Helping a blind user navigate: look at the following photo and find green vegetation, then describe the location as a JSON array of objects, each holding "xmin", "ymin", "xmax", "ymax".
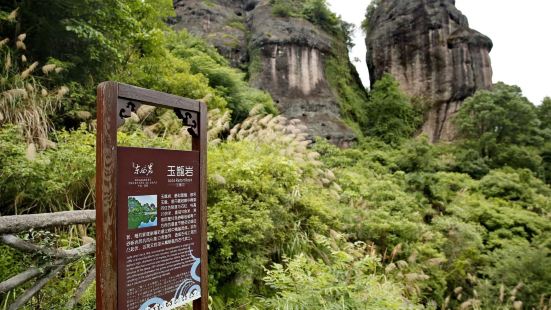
[
  {"xmin": 324, "ymin": 51, "xmax": 370, "ymax": 136},
  {"xmin": 363, "ymin": 74, "xmax": 422, "ymax": 144},
  {"xmin": 454, "ymin": 83, "xmax": 548, "ymax": 179},
  {"xmin": 1, "ymin": 1, "xmax": 551, "ymax": 310},
  {"xmin": 269, "ymin": 0, "xmax": 343, "ymax": 35}
]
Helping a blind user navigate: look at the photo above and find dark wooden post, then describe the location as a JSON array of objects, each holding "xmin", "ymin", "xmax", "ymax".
[
  {"xmin": 96, "ymin": 82, "xmax": 208, "ymax": 310},
  {"xmin": 192, "ymin": 96, "xmax": 209, "ymax": 310},
  {"xmin": 96, "ymin": 82, "xmax": 119, "ymax": 309}
]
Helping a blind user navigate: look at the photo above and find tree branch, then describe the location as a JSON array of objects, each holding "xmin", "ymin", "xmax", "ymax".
[
  {"xmin": 0, "ymin": 266, "xmax": 42, "ymax": 294},
  {"xmin": 0, "ymin": 258, "xmax": 65, "ymax": 294},
  {"xmin": 0, "ymin": 210, "xmax": 95, "ymax": 234},
  {"xmin": 1, "ymin": 234, "xmax": 95, "ymax": 259},
  {"xmin": 8, "ymin": 263, "xmax": 66, "ymax": 310},
  {"xmin": 65, "ymin": 267, "xmax": 96, "ymax": 309}
]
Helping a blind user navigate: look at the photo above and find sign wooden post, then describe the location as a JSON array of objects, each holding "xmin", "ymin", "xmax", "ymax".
[{"xmin": 96, "ymin": 82, "xmax": 208, "ymax": 310}]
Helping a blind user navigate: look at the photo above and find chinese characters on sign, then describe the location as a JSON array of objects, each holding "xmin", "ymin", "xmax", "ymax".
[{"xmin": 117, "ymin": 147, "xmax": 201, "ymax": 310}]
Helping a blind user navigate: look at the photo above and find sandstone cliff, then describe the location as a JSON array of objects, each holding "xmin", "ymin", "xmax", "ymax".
[
  {"xmin": 172, "ymin": 0, "xmax": 361, "ymax": 146},
  {"xmin": 365, "ymin": 0, "xmax": 493, "ymax": 142}
]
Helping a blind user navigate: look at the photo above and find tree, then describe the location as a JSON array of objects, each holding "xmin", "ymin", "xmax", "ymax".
[
  {"xmin": 538, "ymin": 97, "xmax": 551, "ymax": 131},
  {"xmin": 453, "ymin": 83, "xmax": 546, "ymax": 177},
  {"xmin": 455, "ymin": 83, "xmax": 541, "ymax": 155},
  {"xmin": 364, "ymin": 74, "xmax": 421, "ymax": 144},
  {"xmin": 0, "ymin": 0, "xmax": 173, "ymax": 109},
  {"xmin": 302, "ymin": 0, "xmax": 340, "ymax": 34},
  {"xmin": 538, "ymin": 99, "xmax": 551, "ymax": 183}
]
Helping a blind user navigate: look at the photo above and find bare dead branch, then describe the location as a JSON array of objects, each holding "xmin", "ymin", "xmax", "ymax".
[
  {"xmin": 0, "ymin": 267, "xmax": 42, "ymax": 294},
  {"xmin": 65, "ymin": 267, "xmax": 96, "ymax": 309},
  {"xmin": 1, "ymin": 234, "xmax": 95, "ymax": 258},
  {"xmin": 8, "ymin": 263, "xmax": 66, "ymax": 310},
  {"xmin": 0, "ymin": 258, "xmax": 65, "ymax": 294},
  {"xmin": 0, "ymin": 210, "xmax": 95, "ymax": 234}
]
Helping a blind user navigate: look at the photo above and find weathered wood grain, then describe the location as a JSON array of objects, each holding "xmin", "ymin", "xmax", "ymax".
[
  {"xmin": 118, "ymin": 83, "xmax": 200, "ymax": 112},
  {"xmin": 0, "ymin": 210, "xmax": 95, "ymax": 234},
  {"xmin": 96, "ymin": 81, "xmax": 119, "ymax": 310}
]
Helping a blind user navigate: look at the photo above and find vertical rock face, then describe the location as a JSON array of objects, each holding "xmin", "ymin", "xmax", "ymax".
[
  {"xmin": 365, "ymin": 0, "xmax": 493, "ymax": 142},
  {"xmin": 172, "ymin": 0, "xmax": 357, "ymax": 146}
]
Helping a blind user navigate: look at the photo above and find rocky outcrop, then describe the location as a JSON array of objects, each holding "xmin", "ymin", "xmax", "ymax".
[
  {"xmin": 365, "ymin": 0, "xmax": 493, "ymax": 142},
  {"xmin": 172, "ymin": 0, "xmax": 249, "ymax": 68},
  {"xmin": 172, "ymin": 0, "xmax": 357, "ymax": 146}
]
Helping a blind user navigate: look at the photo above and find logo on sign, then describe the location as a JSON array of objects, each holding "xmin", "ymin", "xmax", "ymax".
[{"xmin": 133, "ymin": 162, "xmax": 154, "ymax": 176}]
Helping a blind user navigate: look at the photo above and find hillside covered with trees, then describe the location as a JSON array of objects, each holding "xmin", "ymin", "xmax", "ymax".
[{"xmin": 0, "ymin": 1, "xmax": 550, "ymax": 309}]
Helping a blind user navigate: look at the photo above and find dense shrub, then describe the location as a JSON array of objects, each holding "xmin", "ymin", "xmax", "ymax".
[{"xmin": 363, "ymin": 74, "xmax": 422, "ymax": 144}]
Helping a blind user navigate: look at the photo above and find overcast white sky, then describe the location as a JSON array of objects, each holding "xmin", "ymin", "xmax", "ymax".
[{"xmin": 327, "ymin": 0, "xmax": 551, "ymax": 105}]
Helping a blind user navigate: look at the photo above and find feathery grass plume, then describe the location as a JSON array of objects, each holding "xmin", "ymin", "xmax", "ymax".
[
  {"xmin": 466, "ymin": 273, "xmax": 478, "ymax": 284},
  {"xmin": 0, "ymin": 38, "xmax": 8, "ymax": 47},
  {"xmin": 368, "ymin": 243, "xmax": 377, "ymax": 257},
  {"xmin": 21, "ymin": 54, "xmax": 27, "ymax": 62},
  {"xmin": 427, "ymin": 257, "xmax": 445, "ymax": 266},
  {"xmin": 54, "ymin": 67, "xmax": 63, "ymax": 73},
  {"xmin": 459, "ymin": 299, "xmax": 472, "ymax": 310},
  {"xmin": 499, "ymin": 284, "xmax": 505, "ymax": 303},
  {"xmin": 7, "ymin": 8, "xmax": 19, "ymax": 21},
  {"xmin": 396, "ymin": 260, "xmax": 408, "ymax": 269},
  {"xmin": 136, "ymin": 105, "xmax": 156, "ymax": 120},
  {"xmin": 211, "ymin": 174, "xmax": 226, "ymax": 185},
  {"xmin": 1, "ymin": 51, "xmax": 64, "ymax": 142},
  {"xmin": 513, "ymin": 300, "xmax": 523, "ymax": 310},
  {"xmin": 74, "ymin": 110, "xmax": 92, "ymax": 120},
  {"xmin": 390, "ymin": 243, "xmax": 402, "ymax": 261},
  {"xmin": 3, "ymin": 88, "xmax": 28, "ymax": 100},
  {"xmin": 385, "ymin": 263, "xmax": 396, "ymax": 273},
  {"xmin": 129, "ymin": 112, "xmax": 140, "ymax": 123},
  {"xmin": 25, "ymin": 142, "xmax": 37, "ymax": 160},
  {"xmin": 207, "ymin": 109, "xmax": 230, "ymax": 142},
  {"xmin": 408, "ymin": 251, "xmax": 418, "ymax": 264},
  {"xmin": 404, "ymin": 272, "xmax": 429, "ymax": 282},
  {"xmin": 20, "ymin": 61, "xmax": 38, "ymax": 79},
  {"xmin": 16, "ymin": 40, "xmax": 26, "ymax": 50},
  {"xmin": 41, "ymin": 88, "xmax": 48, "ymax": 96},
  {"xmin": 510, "ymin": 282, "xmax": 524, "ymax": 301},
  {"xmin": 443, "ymin": 295, "xmax": 450, "ymax": 310},
  {"xmin": 42, "ymin": 64, "xmax": 56, "ymax": 75},
  {"xmin": 331, "ymin": 182, "xmax": 342, "ymax": 192},
  {"xmin": 56, "ymin": 85, "xmax": 69, "ymax": 98},
  {"xmin": 17, "ymin": 33, "xmax": 26, "ymax": 42},
  {"xmin": 4, "ymin": 52, "xmax": 12, "ymax": 70},
  {"xmin": 454, "ymin": 286, "xmax": 464, "ymax": 295}
]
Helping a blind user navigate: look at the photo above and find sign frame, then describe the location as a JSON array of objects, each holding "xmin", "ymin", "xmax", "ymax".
[{"xmin": 96, "ymin": 82, "xmax": 208, "ymax": 310}]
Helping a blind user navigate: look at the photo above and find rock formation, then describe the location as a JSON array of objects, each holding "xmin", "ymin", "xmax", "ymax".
[
  {"xmin": 172, "ymin": 0, "xmax": 357, "ymax": 146},
  {"xmin": 365, "ymin": 0, "xmax": 493, "ymax": 142}
]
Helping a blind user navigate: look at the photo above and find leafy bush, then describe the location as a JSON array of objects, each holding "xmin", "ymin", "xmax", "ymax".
[
  {"xmin": 364, "ymin": 74, "xmax": 422, "ymax": 144},
  {"xmin": 302, "ymin": 0, "xmax": 340, "ymax": 34},
  {"xmin": 257, "ymin": 234, "xmax": 419, "ymax": 309}
]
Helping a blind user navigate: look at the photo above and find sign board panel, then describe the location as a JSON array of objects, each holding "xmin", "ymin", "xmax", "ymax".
[
  {"xmin": 117, "ymin": 148, "xmax": 201, "ymax": 309},
  {"xmin": 96, "ymin": 82, "xmax": 208, "ymax": 310}
]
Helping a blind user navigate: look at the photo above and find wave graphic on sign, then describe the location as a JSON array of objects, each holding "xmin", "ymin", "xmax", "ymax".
[{"xmin": 139, "ymin": 250, "xmax": 201, "ymax": 310}]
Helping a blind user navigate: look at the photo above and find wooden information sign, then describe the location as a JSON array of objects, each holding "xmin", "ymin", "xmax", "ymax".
[{"xmin": 96, "ymin": 82, "xmax": 208, "ymax": 310}]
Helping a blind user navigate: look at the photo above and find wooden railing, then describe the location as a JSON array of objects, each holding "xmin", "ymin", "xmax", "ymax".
[{"xmin": 0, "ymin": 210, "xmax": 96, "ymax": 309}]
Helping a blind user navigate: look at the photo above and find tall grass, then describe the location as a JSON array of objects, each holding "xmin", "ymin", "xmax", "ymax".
[{"xmin": 0, "ymin": 8, "xmax": 67, "ymax": 146}]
